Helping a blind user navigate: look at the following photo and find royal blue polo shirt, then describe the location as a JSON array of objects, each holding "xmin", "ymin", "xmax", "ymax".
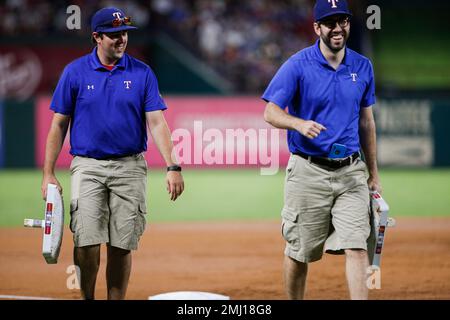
[
  {"xmin": 262, "ymin": 40, "xmax": 376, "ymax": 157},
  {"xmin": 50, "ymin": 47, "xmax": 167, "ymax": 159}
]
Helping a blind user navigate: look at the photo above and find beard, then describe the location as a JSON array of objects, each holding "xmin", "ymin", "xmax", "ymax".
[{"xmin": 321, "ymin": 29, "xmax": 349, "ymax": 53}]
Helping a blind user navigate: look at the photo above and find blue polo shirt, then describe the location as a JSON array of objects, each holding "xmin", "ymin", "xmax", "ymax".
[
  {"xmin": 262, "ymin": 40, "xmax": 376, "ymax": 157},
  {"xmin": 50, "ymin": 47, "xmax": 167, "ymax": 159}
]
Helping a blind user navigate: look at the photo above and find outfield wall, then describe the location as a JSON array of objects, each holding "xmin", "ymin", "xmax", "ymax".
[
  {"xmin": 34, "ymin": 96, "xmax": 288, "ymax": 172},
  {"xmin": 0, "ymin": 96, "xmax": 449, "ymax": 169}
]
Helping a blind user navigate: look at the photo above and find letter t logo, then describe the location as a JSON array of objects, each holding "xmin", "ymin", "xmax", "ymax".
[
  {"xmin": 328, "ymin": 0, "xmax": 339, "ymax": 8},
  {"xmin": 112, "ymin": 12, "xmax": 122, "ymax": 20}
]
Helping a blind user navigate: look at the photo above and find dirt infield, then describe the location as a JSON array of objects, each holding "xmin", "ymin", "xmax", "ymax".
[{"xmin": 1, "ymin": 218, "xmax": 449, "ymax": 300}]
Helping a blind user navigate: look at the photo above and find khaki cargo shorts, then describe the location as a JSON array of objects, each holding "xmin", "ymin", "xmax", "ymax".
[
  {"xmin": 282, "ymin": 154, "xmax": 371, "ymax": 263},
  {"xmin": 69, "ymin": 154, "xmax": 147, "ymax": 250}
]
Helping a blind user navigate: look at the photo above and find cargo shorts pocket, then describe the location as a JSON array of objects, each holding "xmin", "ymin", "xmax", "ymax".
[
  {"xmin": 69, "ymin": 199, "xmax": 83, "ymax": 234},
  {"xmin": 133, "ymin": 202, "xmax": 147, "ymax": 240},
  {"xmin": 286, "ymin": 156, "xmax": 298, "ymax": 181},
  {"xmin": 281, "ymin": 207, "xmax": 300, "ymax": 248}
]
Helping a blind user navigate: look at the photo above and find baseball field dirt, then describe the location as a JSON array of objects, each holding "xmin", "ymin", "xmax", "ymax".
[{"xmin": 0, "ymin": 217, "xmax": 449, "ymax": 300}]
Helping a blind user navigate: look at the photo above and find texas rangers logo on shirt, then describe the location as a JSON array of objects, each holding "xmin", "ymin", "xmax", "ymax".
[
  {"xmin": 350, "ymin": 73, "xmax": 358, "ymax": 82},
  {"xmin": 328, "ymin": 0, "xmax": 339, "ymax": 8},
  {"xmin": 124, "ymin": 80, "xmax": 131, "ymax": 89}
]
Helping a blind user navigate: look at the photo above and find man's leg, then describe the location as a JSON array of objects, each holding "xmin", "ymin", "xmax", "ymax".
[
  {"xmin": 74, "ymin": 245, "xmax": 101, "ymax": 300},
  {"xmin": 284, "ymin": 255, "xmax": 308, "ymax": 300},
  {"xmin": 106, "ymin": 154, "xmax": 147, "ymax": 300},
  {"xmin": 106, "ymin": 244, "xmax": 132, "ymax": 300},
  {"xmin": 345, "ymin": 249, "xmax": 369, "ymax": 300}
]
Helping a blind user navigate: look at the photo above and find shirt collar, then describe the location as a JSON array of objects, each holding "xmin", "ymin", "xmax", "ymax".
[
  {"xmin": 89, "ymin": 47, "xmax": 127, "ymax": 71},
  {"xmin": 313, "ymin": 39, "xmax": 351, "ymax": 68}
]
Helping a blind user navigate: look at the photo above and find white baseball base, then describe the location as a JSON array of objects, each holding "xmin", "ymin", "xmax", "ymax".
[
  {"xmin": 24, "ymin": 184, "xmax": 64, "ymax": 264},
  {"xmin": 148, "ymin": 291, "xmax": 230, "ymax": 300},
  {"xmin": 369, "ymin": 191, "xmax": 394, "ymax": 267}
]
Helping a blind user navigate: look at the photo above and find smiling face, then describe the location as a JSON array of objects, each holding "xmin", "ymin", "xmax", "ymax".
[
  {"xmin": 314, "ymin": 14, "xmax": 350, "ymax": 53},
  {"xmin": 93, "ymin": 30, "xmax": 128, "ymax": 64}
]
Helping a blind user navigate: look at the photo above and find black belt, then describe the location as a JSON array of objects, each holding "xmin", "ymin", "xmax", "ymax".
[
  {"xmin": 78, "ymin": 153, "xmax": 138, "ymax": 160},
  {"xmin": 102, "ymin": 153, "xmax": 139, "ymax": 160},
  {"xmin": 293, "ymin": 151, "xmax": 360, "ymax": 169}
]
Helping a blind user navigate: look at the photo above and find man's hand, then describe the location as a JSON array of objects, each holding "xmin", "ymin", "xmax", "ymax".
[
  {"xmin": 296, "ymin": 119, "xmax": 327, "ymax": 139},
  {"xmin": 368, "ymin": 175, "xmax": 382, "ymax": 194},
  {"xmin": 166, "ymin": 171, "xmax": 184, "ymax": 201},
  {"xmin": 41, "ymin": 174, "xmax": 63, "ymax": 200}
]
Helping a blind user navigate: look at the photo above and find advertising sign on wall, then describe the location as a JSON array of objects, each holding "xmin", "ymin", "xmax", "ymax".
[{"xmin": 375, "ymin": 99, "xmax": 434, "ymax": 167}]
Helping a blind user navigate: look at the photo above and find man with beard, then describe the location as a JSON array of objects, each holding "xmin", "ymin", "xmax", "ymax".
[
  {"xmin": 262, "ymin": 0, "xmax": 381, "ymax": 299},
  {"xmin": 42, "ymin": 7, "xmax": 184, "ymax": 299}
]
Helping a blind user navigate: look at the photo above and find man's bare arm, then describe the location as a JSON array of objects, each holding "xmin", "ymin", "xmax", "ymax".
[
  {"xmin": 41, "ymin": 113, "xmax": 70, "ymax": 199},
  {"xmin": 359, "ymin": 106, "xmax": 382, "ymax": 193},
  {"xmin": 146, "ymin": 110, "xmax": 184, "ymax": 201},
  {"xmin": 264, "ymin": 102, "xmax": 326, "ymax": 139}
]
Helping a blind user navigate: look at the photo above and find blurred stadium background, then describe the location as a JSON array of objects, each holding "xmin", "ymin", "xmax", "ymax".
[
  {"xmin": 1, "ymin": 0, "xmax": 450, "ymax": 301},
  {"xmin": 0, "ymin": 0, "xmax": 449, "ymax": 225}
]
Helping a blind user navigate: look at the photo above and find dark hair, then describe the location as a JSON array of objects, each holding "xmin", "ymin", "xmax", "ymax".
[{"xmin": 91, "ymin": 32, "xmax": 103, "ymax": 44}]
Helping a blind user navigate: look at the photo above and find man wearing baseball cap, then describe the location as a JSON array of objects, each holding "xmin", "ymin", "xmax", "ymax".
[
  {"xmin": 42, "ymin": 7, "xmax": 184, "ymax": 299},
  {"xmin": 262, "ymin": 0, "xmax": 381, "ymax": 299}
]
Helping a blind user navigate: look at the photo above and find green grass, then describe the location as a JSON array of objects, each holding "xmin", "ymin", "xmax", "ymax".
[
  {"xmin": 0, "ymin": 169, "xmax": 449, "ymax": 227},
  {"xmin": 372, "ymin": 8, "xmax": 450, "ymax": 89},
  {"xmin": 374, "ymin": 38, "xmax": 450, "ymax": 89}
]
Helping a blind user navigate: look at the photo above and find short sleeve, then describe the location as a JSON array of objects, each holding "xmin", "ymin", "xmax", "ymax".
[
  {"xmin": 361, "ymin": 61, "xmax": 376, "ymax": 108},
  {"xmin": 144, "ymin": 68, "xmax": 167, "ymax": 112},
  {"xmin": 261, "ymin": 58, "xmax": 300, "ymax": 109},
  {"xmin": 50, "ymin": 65, "xmax": 77, "ymax": 115}
]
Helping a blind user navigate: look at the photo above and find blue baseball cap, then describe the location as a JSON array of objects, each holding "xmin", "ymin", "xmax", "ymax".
[
  {"xmin": 91, "ymin": 7, "xmax": 137, "ymax": 33},
  {"xmin": 314, "ymin": 0, "xmax": 352, "ymax": 22}
]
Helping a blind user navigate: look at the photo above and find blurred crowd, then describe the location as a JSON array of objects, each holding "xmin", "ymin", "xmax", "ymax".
[
  {"xmin": 152, "ymin": 0, "xmax": 316, "ymax": 92},
  {"xmin": 0, "ymin": 0, "xmax": 151, "ymax": 36},
  {"xmin": 1, "ymin": 0, "xmax": 317, "ymax": 93}
]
